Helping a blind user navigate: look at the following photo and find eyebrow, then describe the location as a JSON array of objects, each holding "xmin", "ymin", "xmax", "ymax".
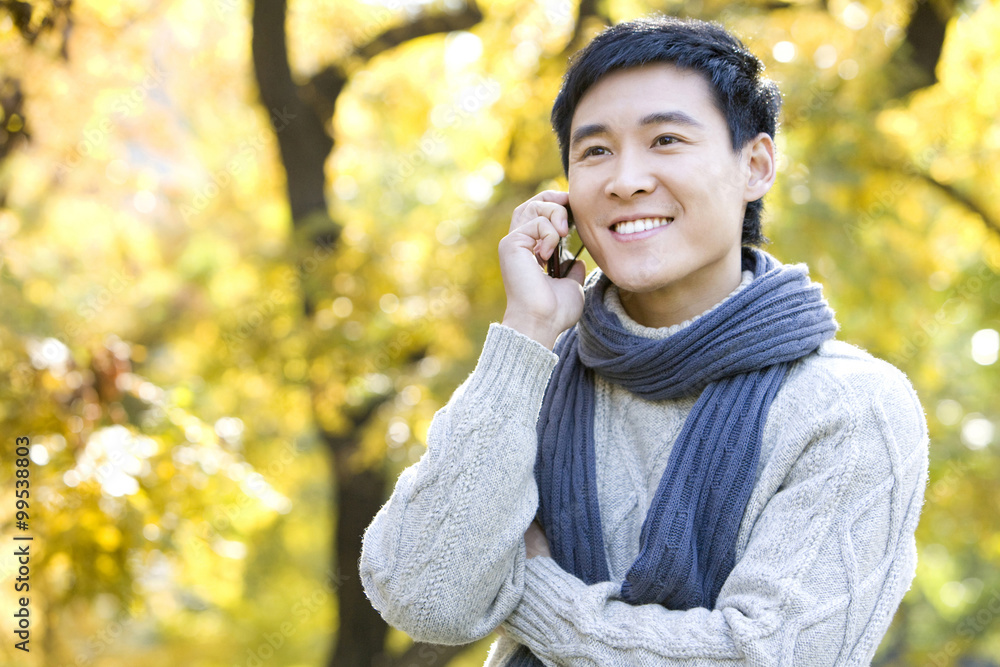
[
  {"xmin": 639, "ymin": 110, "xmax": 705, "ymax": 130},
  {"xmin": 569, "ymin": 110, "xmax": 706, "ymax": 149}
]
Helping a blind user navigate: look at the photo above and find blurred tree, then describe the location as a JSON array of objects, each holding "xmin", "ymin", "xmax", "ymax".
[{"xmin": 249, "ymin": 1, "xmax": 485, "ymax": 662}]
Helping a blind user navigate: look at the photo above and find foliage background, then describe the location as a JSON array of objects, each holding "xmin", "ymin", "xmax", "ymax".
[{"xmin": 1, "ymin": 0, "xmax": 998, "ymax": 665}]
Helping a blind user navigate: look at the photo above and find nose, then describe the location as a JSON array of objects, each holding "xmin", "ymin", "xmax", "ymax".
[{"xmin": 605, "ymin": 149, "xmax": 657, "ymax": 200}]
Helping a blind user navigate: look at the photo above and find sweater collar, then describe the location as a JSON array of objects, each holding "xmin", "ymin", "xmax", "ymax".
[{"xmin": 603, "ymin": 270, "xmax": 755, "ymax": 341}]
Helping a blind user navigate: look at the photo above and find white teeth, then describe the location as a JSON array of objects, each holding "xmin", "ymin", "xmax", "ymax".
[{"xmin": 613, "ymin": 217, "xmax": 671, "ymax": 235}]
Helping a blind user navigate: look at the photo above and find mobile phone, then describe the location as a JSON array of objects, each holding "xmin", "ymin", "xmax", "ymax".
[{"xmin": 547, "ymin": 205, "xmax": 583, "ymax": 279}]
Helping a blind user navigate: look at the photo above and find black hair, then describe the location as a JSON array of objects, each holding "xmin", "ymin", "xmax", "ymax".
[{"xmin": 551, "ymin": 16, "xmax": 782, "ymax": 245}]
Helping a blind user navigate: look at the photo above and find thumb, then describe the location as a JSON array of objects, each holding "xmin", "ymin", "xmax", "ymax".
[{"xmin": 563, "ymin": 258, "xmax": 586, "ymax": 285}]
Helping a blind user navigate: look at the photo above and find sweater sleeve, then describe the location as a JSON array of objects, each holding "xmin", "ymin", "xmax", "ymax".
[
  {"xmin": 360, "ymin": 323, "xmax": 559, "ymax": 645},
  {"xmin": 500, "ymin": 354, "xmax": 929, "ymax": 666}
]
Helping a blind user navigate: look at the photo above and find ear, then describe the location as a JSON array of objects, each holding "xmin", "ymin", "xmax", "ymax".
[{"xmin": 742, "ymin": 132, "xmax": 777, "ymax": 203}]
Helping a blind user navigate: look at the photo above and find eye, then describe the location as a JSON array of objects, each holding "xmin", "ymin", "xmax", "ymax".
[
  {"xmin": 582, "ymin": 146, "xmax": 609, "ymax": 157},
  {"xmin": 654, "ymin": 135, "xmax": 680, "ymax": 146}
]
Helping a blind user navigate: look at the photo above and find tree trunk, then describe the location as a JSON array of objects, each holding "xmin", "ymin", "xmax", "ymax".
[
  {"xmin": 328, "ymin": 431, "xmax": 391, "ymax": 665},
  {"xmin": 249, "ymin": 0, "xmax": 486, "ymax": 664}
]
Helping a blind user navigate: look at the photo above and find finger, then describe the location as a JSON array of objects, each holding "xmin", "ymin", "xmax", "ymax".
[
  {"xmin": 498, "ymin": 235, "xmax": 546, "ymax": 278},
  {"xmin": 511, "ymin": 192, "xmax": 570, "ymax": 234},
  {"xmin": 529, "ymin": 190, "xmax": 570, "ymax": 206},
  {"xmin": 525, "ymin": 201, "xmax": 570, "ymax": 228},
  {"xmin": 514, "ymin": 216, "xmax": 562, "ymax": 262},
  {"xmin": 525, "ymin": 521, "xmax": 552, "ymax": 559},
  {"xmin": 501, "ymin": 219, "xmax": 561, "ymax": 275},
  {"xmin": 511, "ymin": 202, "xmax": 570, "ymax": 236},
  {"xmin": 562, "ymin": 258, "xmax": 586, "ymax": 285}
]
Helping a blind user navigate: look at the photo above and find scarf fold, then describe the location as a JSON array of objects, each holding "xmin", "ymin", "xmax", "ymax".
[{"xmin": 507, "ymin": 248, "xmax": 837, "ymax": 666}]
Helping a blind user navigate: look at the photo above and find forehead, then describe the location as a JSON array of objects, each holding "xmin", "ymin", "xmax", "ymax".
[{"xmin": 571, "ymin": 63, "xmax": 724, "ymax": 130}]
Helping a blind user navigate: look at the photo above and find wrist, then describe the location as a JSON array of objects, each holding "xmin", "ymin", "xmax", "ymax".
[{"xmin": 501, "ymin": 311, "xmax": 560, "ymax": 350}]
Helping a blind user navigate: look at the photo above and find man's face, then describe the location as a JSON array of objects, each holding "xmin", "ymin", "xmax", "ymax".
[{"xmin": 567, "ymin": 63, "xmax": 768, "ymax": 303}]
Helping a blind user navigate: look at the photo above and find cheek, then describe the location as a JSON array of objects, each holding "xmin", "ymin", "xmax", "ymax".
[
  {"xmin": 706, "ymin": 157, "xmax": 750, "ymax": 196},
  {"xmin": 567, "ymin": 174, "xmax": 587, "ymax": 206},
  {"xmin": 675, "ymin": 149, "xmax": 744, "ymax": 190},
  {"xmin": 576, "ymin": 225, "xmax": 602, "ymax": 260},
  {"xmin": 567, "ymin": 178, "xmax": 600, "ymax": 228}
]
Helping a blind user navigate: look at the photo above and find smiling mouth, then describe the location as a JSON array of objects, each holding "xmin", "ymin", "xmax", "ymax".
[{"xmin": 610, "ymin": 217, "xmax": 673, "ymax": 235}]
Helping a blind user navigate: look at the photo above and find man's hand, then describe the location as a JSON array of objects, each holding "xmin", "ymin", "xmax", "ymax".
[
  {"xmin": 499, "ymin": 191, "xmax": 586, "ymax": 350},
  {"xmin": 525, "ymin": 521, "xmax": 552, "ymax": 559},
  {"xmin": 492, "ymin": 523, "xmax": 552, "ymax": 638}
]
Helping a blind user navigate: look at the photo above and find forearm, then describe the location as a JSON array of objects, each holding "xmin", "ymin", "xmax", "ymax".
[
  {"xmin": 505, "ymin": 531, "xmax": 921, "ymax": 667},
  {"xmin": 504, "ymin": 557, "xmax": 752, "ymax": 666},
  {"xmin": 361, "ymin": 323, "xmax": 559, "ymax": 644},
  {"xmin": 504, "ymin": 504, "xmax": 919, "ymax": 667}
]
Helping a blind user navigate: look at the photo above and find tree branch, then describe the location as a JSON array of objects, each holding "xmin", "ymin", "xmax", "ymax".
[
  {"xmin": 916, "ymin": 170, "xmax": 1000, "ymax": 241},
  {"xmin": 344, "ymin": 390, "xmax": 395, "ymax": 433},
  {"xmin": 354, "ymin": 0, "xmax": 483, "ymax": 63},
  {"xmin": 301, "ymin": 1, "xmax": 486, "ymax": 144},
  {"xmin": 301, "ymin": 64, "xmax": 348, "ymax": 131},
  {"xmin": 904, "ymin": 0, "xmax": 948, "ymax": 85},
  {"xmin": 566, "ymin": 0, "xmax": 609, "ymax": 56},
  {"xmin": 251, "ymin": 0, "xmax": 333, "ymax": 224},
  {"xmin": 888, "ymin": 0, "xmax": 951, "ymax": 98}
]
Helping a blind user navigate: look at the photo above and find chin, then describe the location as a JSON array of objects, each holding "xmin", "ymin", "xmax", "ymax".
[
  {"xmin": 602, "ymin": 261, "xmax": 671, "ymax": 294},
  {"xmin": 605, "ymin": 271, "xmax": 666, "ymax": 295}
]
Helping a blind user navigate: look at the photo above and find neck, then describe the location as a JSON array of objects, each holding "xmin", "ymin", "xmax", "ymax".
[{"xmin": 617, "ymin": 249, "xmax": 744, "ymax": 329}]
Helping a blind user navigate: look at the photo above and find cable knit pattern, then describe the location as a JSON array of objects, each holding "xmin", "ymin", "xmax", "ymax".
[{"xmin": 360, "ymin": 282, "xmax": 929, "ymax": 665}]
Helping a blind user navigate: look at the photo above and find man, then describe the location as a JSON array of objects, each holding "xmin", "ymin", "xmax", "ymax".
[{"xmin": 361, "ymin": 16, "xmax": 928, "ymax": 665}]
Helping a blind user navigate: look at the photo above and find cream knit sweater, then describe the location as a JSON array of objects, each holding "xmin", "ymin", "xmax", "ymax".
[{"xmin": 360, "ymin": 277, "xmax": 929, "ymax": 666}]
